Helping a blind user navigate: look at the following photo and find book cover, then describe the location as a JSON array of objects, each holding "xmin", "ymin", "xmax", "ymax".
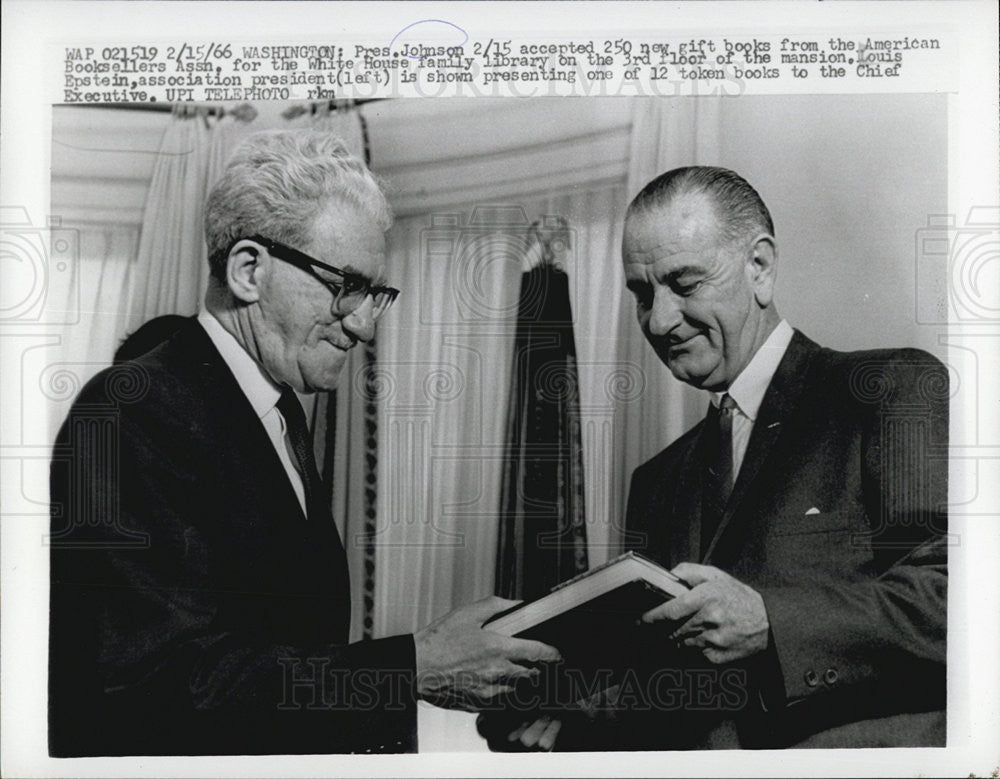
[{"xmin": 483, "ymin": 552, "xmax": 690, "ymax": 702}]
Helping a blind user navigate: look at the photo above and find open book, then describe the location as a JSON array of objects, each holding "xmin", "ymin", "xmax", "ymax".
[{"xmin": 484, "ymin": 551, "xmax": 689, "ymax": 643}]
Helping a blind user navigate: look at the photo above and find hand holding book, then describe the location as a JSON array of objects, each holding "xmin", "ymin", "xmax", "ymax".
[
  {"xmin": 413, "ymin": 595, "xmax": 563, "ymax": 711},
  {"xmin": 639, "ymin": 562, "xmax": 770, "ymax": 664},
  {"xmin": 478, "ymin": 558, "xmax": 770, "ymax": 750}
]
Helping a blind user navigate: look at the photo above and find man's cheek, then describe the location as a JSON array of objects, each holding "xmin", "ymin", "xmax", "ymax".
[{"xmin": 311, "ymin": 345, "xmax": 348, "ymax": 378}]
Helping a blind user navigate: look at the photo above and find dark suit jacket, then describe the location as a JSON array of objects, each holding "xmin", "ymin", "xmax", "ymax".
[
  {"xmin": 49, "ymin": 318, "xmax": 418, "ymax": 756},
  {"xmin": 610, "ymin": 330, "xmax": 948, "ymax": 749}
]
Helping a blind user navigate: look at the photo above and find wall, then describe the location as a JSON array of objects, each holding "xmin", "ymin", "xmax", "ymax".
[{"xmin": 714, "ymin": 93, "xmax": 948, "ymax": 359}]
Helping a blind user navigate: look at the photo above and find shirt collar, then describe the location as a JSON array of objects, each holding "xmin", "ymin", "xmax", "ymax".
[
  {"xmin": 712, "ymin": 319, "xmax": 794, "ymax": 421},
  {"xmin": 197, "ymin": 308, "xmax": 282, "ymax": 419}
]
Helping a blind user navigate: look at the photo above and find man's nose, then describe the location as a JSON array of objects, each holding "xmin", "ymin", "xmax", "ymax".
[
  {"xmin": 646, "ymin": 289, "xmax": 683, "ymax": 336},
  {"xmin": 341, "ymin": 296, "xmax": 377, "ymax": 342}
]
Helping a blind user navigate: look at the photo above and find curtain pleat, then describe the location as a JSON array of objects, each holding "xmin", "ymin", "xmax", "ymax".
[{"xmin": 126, "ymin": 116, "xmax": 206, "ymax": 330}]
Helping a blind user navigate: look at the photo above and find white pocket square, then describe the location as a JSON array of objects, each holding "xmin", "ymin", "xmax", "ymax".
[{"xmin": 805, "ymin": 507, "xmax": 821, "ymax": 515}]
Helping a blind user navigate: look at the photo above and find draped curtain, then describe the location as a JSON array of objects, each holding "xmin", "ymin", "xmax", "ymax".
[
  {"xmin": 369, "ymin": 207, "xmax": 521, "ymax": 637},
  {"xmin": 496, "ymin": 242, "xmax": 589, "ymax": 600},
  {"xmin": 371, "ymin": 187, "xmax": 629, "ymax": 637},
  {"xmin": 124, "ymin": 110, "xmax": 240, "ymax": 331}
]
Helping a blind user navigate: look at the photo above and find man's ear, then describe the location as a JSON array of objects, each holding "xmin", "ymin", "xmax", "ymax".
[
  {"xmin": 225, "ymin": 239, "xmax": 263, "ymax": 304},
  {"xmin": 746, "ymin": 234, "xmax": 778, "ymax": 308}
]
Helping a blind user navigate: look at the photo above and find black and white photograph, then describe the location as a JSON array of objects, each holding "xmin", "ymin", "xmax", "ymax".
[{"xmin": 2, "ymin": 2, "xmax": 998, "ymax": 776}]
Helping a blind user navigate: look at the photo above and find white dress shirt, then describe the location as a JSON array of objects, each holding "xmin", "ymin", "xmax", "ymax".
[
  {"xmin": 197, "ymin": 309, "xmax": 308, "ymax": 516},
  {"xmin": 710, "ymin": 319, "xmax": 794, "ymax": 480}
]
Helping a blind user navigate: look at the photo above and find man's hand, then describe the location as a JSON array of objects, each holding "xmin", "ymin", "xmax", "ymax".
[
  {"xmin": 478, "ymin": 713, "xmax": 563, "ymax": 751},
  {"xmin": 414, "ymin": 596, "xmax": 562, "ymax": 711},
  {"xmin": 476, "ymin": 683, "xmax": 620, "ymax": 751},
  {"xmin": 642, "ymin": 563, "xmax": 769, "ymax": 664}
]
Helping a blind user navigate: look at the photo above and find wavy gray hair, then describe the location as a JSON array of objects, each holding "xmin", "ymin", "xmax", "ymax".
[{"xmin": 204, "ymin": 129, "xmax": 391, "ymax": 280}]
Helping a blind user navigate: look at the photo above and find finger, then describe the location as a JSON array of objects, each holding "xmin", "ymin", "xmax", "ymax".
[
  {"xmin": 538, "ymin": 718, "xmax": 562, "ymax": 751},
  {"xmin": 519, "ymin": 715, "xmax": 552, "ymax": 748},
  {"xmin": 476, "ymin": 595, "xmax": 523, "ymax": 619},
  {"xmin": 684, "ymin": 629, "xmax": 723, "ymax": 651},
  {"xmin": 496, "ymin": 660, "xmax": 542, "ymax": 683},
  {"xmin": 503, "ymin": 636, "xmax": 562, "ymax": 663},
  {"xmin": 641, "ymin": 588, "xmax": 706, "ymax": 623},
  {"xmin": 506, "ymin": 720, "xmax": 531, "ymax": 743},
  {"xmin": 670, "ymin": 562, "xmax": 721, "ymax": 587},
  {"xmin": 669, "ymin": 613, "xmax": 705, "ymax": 640},
  {"xmin": 474, "ymin": 683, "xmax": 518, "ymax": 705},
  {"xmin": 703, "ymin": 646, "xmax": 737, "ymax": 665}
]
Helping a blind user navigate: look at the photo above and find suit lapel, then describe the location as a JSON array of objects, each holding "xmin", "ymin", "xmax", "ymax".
[
  {"xmin": 174, "ymin": 319, "xmax": 311, "ymax": 526},
  {"xmin": 671, "ymin": 411, "xmax": 713, "ymax": 566},
  {"xmin": 702, "ymin": 331, "xmax": 820, "ymax": 562}
]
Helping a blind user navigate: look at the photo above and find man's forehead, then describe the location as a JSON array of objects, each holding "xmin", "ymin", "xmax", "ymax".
[
  {"xmin": 624, "ymin": 214, "xmax": 722, "ymax": 273},
  {"xmin": 627, "ymin": 193, "xmax": 720, "ymax": 241},
  {"xmin": 306, "ymin": 205, "xmax": 387, "ymax": 277}
]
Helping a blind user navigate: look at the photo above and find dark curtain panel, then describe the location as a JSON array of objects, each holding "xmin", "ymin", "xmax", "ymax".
[{"xmin": 497, "ymin": 262, "xmax": 588, "ymax": 600}]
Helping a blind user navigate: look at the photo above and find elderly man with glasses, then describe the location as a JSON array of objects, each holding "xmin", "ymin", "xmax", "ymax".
[{"xmin": 49, "ymin": 130, "xmax": 560, "ymax": 757}]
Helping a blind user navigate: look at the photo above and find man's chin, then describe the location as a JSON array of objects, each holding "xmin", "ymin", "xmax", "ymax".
[
  {"xmin": 300, "ymin": 360, "xmax": 347, "ymax": 393},
  {"xmin": 665, "ymin": 355, "xmax": 717, "ymax": 389}
]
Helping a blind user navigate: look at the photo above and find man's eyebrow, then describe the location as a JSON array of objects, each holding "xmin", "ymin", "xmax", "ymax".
[
  {"xmin": 344, "ymin": 264, "xmax": 389, "ymax": 286},
  {"xmin": 664, "ymin": 264, "xmax": 704, "ymax": 280},
  {"xmin": 321, "ymin": 262, "xmax": 380, "ymax": 283}
]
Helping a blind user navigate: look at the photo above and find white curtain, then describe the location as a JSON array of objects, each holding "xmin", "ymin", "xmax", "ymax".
[
  {"xmin": 369, "ymin": 185, "xmax": 628, "ymax": 636},
  {"xmin": 371, "ymin": 208, "xmax": 520, "ymax": 636},
  {"xmin": 125, "ymin": 111, "xmax": 241, "ymax": 331}
]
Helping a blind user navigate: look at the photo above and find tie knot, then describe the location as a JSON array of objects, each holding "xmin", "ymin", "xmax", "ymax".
[
  {"xmin": 277, "ymin": 387, "xmax": 304, "ymax": 422},
  {"xmin": 719, "ymin": 393, "xmax": 737, "ymax": 416}
]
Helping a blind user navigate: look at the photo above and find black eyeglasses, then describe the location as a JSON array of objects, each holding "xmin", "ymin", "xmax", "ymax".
[{"xmin": 248, "ymin": 235, "xmax": 399, "ymax": 319}]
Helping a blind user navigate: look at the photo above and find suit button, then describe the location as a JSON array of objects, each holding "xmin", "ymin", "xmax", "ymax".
[
  {"xmin": 804, "ymin": 669, "xmax": 819, "ymax": 687},
  {"xmin": 824, "ymin": 667, "xmax": 839, "ymax": 685}
]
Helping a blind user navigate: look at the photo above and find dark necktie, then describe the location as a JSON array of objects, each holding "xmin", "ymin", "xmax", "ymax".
[
  {"xmin": 702, "ymin": 393, "xmax": 737, "ymax": 552},
  {"xmin": 276, "ymin": 389, "xmax": 351, "ymax": 640},
  {"xmin": 276, "ymin": 387, "xmax": 325, "ymax": 521}
]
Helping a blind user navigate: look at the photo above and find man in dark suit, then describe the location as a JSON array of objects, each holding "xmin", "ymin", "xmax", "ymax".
[
  {"xmin": 491, "ymin": 166, "xmax": 947, "ymax": 750},
  {"xmin": 49, "ymin": 130, "xmax": 559, "ymax": 756}
]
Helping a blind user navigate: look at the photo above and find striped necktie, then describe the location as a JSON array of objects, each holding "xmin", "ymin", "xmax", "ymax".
[
  {"xmin": 276, "ymin": 387, "xmax": 325, "ymax": 521},
  {"xmin": 702, "ymin": 393, "xmax": 737, "ymax": 552}
]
